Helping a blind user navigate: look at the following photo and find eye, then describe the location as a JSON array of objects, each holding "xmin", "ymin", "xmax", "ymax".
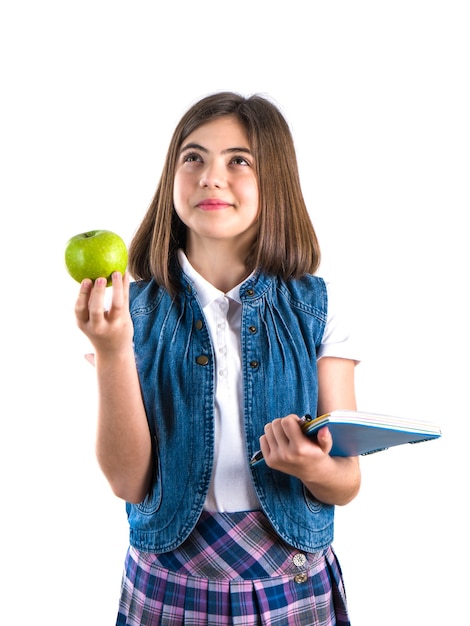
[
  {"xmin": 230, "ymin": 155, "xmax": 251, "ymax": 166},
  {"xmin": 182, "ymin": 151, "xmax": 203, "ymax": 163}
]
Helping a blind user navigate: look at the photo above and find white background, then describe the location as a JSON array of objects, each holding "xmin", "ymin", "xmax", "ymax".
[{"xmin": 1, "ymin": 1, "xmax": 468, "ymax": 624}]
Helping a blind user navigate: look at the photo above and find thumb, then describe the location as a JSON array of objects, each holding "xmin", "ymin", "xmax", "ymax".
[{"xmin": 316, "ymin": 426, "xmax": 333, "ymax": 454}]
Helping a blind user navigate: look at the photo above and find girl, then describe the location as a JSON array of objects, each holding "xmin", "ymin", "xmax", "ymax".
[{"xmin": 75, "ymin": 91, "xmax": 361, "ymax": 625}]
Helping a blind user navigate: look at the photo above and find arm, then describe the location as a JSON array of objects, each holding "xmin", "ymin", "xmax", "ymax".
[
  {"xmin": 75, "ymin": 272, "xmax": 152, "ymax": 504},
  {"xmin": 259, "ymin": 356, "xmax": 361, "ymax": 506}
]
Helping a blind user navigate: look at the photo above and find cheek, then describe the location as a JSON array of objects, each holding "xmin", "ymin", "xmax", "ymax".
[
  {"xmin": 247, "ymin": 183, "xmax": 259, "ymax": 214},
  {"xmin": 172, "ymin": 174, "xmax": 186, "ymax": 208},
  {"xmin": 172, "ymin": 197, "xmax": 186, "ymax": 223}
]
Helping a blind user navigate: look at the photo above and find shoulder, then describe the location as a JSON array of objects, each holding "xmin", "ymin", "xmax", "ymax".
[
  {"xmin": 275, "ymin": 274, "xmax": 328, "ymax": 320},
  {"xmin": 129, "ymin": 279, "xmax": 167, "ymax": 316}
]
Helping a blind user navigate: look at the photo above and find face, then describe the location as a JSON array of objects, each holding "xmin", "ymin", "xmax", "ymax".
[{"xmin": 173, "ymin": 116, "xmax": 259, "ymax": 252}]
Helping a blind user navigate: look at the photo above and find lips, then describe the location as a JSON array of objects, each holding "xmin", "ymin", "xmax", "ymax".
[{"xmin": 196, "ymin": 199, "xmax": 231, "ymax": 211}]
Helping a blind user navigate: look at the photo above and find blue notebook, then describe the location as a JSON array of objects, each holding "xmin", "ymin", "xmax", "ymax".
[{"xmin": 250, "ymin": 410, "xmax": 442, "ymax": 466}]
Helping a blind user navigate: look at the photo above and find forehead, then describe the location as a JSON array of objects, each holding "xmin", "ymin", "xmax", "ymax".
[{"xmin": 182, "ymin": 115, "xmax": 250, "ymax": 149}]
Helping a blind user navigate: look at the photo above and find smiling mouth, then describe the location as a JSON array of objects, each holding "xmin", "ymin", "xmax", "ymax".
[{"xmin": 196, "ymin": 200, "xmax": 231, "ymax": 211}]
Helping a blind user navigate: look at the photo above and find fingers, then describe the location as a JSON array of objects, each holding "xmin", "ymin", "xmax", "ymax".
[
  {"xmin": 75, "ymin": 272, "xmax": 127, "ymax": 320},
  {"xmin": 268, "ymin": 415, "xmax": 301, "ymax": 437},
  {"xmin": 261, "ymin": 414, "xmax": 300, "ymax": 459},
  {"xmin": 74, "ymin": 271, "xmax": 133, "ymax": 354},
  {"xmin": 74, "ymin": 278, "xmax": 94, "ymax": 325},
  {"xmin": 260, "ymin": 415, "xmax": 331, "ymax": 468},
  {"xmin": 86, "ymin": 277, "xmax": 108, "ymax": 325},
  {"xmin": 108, "ymin": 271, "xmax": 129, "ymax": 318}
]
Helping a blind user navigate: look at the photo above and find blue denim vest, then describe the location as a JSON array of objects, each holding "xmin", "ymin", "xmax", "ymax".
[{"xmin": 127, "ymin": 269, "xmax": 334, "ymax": 553}]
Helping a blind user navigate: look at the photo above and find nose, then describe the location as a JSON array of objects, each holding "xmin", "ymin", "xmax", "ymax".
[{"xmin": 199, "ymin": 161, "xmax": 226, "ymax": 189}]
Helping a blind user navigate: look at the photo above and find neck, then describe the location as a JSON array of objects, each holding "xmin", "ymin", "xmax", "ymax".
[{"xmin": 185, "ymin": 241, "xmax": 253, "ymax": 293}]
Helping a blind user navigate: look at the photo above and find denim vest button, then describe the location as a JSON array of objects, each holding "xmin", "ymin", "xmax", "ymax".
[
  {"xmin": 249, "ymin": 360, "xmax": 259, "ymax": 369},
  {"xmin": 294, "ymin": 573, "xmax": 308, "ymax": 584},
  {"xmin": 195, "ymin": 319, "xmax": 203, "ymax": 330},
  {"xmin": 248, "ymin": 325, "xmax": 257, "ymax": 334},
  {"xmin": 196, "ymin": 355, "xmax": 209, "ymax": 366},
  {"xmin": 246, "ymin": 288, "xmax": 255, "ymax": 296}
]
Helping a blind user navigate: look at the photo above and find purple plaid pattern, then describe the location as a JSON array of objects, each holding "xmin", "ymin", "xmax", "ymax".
[{"xmin": 116, "ymin": 511, "xmax": 350, "ymax": 625}]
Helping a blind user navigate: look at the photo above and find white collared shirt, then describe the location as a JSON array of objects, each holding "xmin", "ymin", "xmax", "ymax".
[{"xmin": 177, "ymin": 250, "xmax": 359, "ymax": 512}]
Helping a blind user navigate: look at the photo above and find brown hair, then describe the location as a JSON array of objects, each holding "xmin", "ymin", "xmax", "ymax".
[{"xmin": 128, "ymin": 91, "xmax": 321, "ymax": 295}]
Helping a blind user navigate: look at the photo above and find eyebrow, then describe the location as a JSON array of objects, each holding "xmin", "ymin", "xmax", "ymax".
[{"xmin": 179, "ymin": 142, "xmax": 252, "ymax": 155}]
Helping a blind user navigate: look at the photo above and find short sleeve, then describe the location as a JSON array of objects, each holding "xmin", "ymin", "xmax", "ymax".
[{"xmin": 317, "ymin": 281, "xmax": 361, "ymax": 363}]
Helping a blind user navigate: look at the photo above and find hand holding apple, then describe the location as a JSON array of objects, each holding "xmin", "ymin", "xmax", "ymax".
[{"xmin": 65, "ymin": 229, "xmax": 128, "ymax": 286}]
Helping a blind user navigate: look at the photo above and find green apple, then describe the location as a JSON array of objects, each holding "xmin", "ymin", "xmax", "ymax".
[{"xmin": 65, "ymin": 229, "xmax": 128, "ymax": 286}]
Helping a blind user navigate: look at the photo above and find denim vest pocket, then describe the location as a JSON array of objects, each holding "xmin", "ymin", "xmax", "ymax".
[{"xmin": 303, "ymin": 484, "xmax": 326, "ymax": 514}]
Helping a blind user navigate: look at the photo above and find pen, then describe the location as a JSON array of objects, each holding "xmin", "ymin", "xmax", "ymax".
[{"xmin": 250, "ymin": 414, "xmax": 313, "ymax": 467}]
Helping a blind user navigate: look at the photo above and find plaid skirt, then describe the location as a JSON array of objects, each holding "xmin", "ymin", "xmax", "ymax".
[{"xmin": 116, "ymin": 510, "xmax": 350, "ymax": 626}]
